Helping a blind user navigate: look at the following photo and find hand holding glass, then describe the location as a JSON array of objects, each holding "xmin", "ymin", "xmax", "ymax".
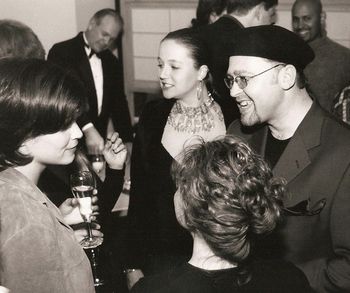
[{"xmin": 70, "ymin": 171, "xmax": 103, "ymax": 249}]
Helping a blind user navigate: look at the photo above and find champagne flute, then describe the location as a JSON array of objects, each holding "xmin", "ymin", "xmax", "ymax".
[
  {"xmin": 70, "ymin": 170, "xmax": 103, "ymax": 249},
  {"xmin": 90, "ymin": 154, "xmax": 105, "ymax": 174}
]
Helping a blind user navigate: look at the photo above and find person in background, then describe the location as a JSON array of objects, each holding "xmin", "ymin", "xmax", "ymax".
[
  {"xmin": 227, "ymin": 24, "xmax": 350, "ymax": 292},
  {"xmin": 0, "ymin": 19, "xmax": 45, "ymax": 59},
  {"xmin": 124, "ymin": 27, "xmax": 228, "ymax": 290},
  {"xmin": 48, "ymin": 9, "xmax": 133, "ymax": 155},
  {"xmin": 0, "ymin": 58, "xmax": 125, "ymax": 293},
  {"xmin": 292, "ymin": 0, "xmax": 350, "ymax": 112},
  {"xmin": 191, "ymin": 0, "xmax": 227, "ymax": 28},
  {"xmin": 131, "ymin": 135, "xmax": 313, "ymax": 293},
  {"xmin": 199, "ymin": 0, "xmax": 278, "ymax": 126}
]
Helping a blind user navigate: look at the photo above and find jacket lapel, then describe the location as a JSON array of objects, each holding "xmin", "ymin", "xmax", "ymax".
[
  {"xmin": 273, "ymin": 102, "xmax": 323, "ymax": 183},
  {"xmin": 273, "ymin": 132, "xmax": 311, "ymax": 182},
  {"xmin": 75, "ymin": 34, "xmax": 98, "ymax": 117}
]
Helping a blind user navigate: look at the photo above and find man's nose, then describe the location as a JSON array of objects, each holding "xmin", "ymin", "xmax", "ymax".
[
  {"xmin": 71, "ymin": 122, "xmax": 83, "ymax": 139},
  {"xmin": 230, "ymin": 81, "xmax": 243, "ymax": 98}
]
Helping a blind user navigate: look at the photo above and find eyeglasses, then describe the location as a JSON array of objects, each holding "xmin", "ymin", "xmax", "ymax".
[{"xmin": 224, "ymin": 64, "xmax": 285, "ymax": 90}]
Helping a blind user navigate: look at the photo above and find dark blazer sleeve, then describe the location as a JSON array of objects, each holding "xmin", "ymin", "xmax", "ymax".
[
  {"xmin": 104, "ymin": 54, "xmax": 133, "ymax": 142},
  {"xmin": 47, "ymin": 43, "xmax": 91, "ymax": 129},
  {"xmin": 125, "ymin": 103, "xmax": 152, "ymax": 269},
  {"xmin": 298, "ymin": 163, "xmax": 350, "ymax": 292}
]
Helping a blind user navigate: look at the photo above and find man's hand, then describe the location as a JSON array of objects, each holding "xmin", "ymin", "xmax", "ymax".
[
  {"xmin": 104, "ymin": 132, "xmax": 128, "ymax": 170},
  {"xmin": 126, "ymin": 269, "xmax": 144, "ymax": 290},
  {"xmin": 83, "ymin": 126, "xmax": 104, "ymax": 154},
  {"xmin": 59, "ymin": 196, "xmax": 99, "ymax": 225}
]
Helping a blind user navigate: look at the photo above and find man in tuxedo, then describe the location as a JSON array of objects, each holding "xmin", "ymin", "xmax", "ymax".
[
  {"xmin": 48, "ymin": 9, "xmax": 133, "ymax": 154},
  {"xmin": 226, "ymin": 25, "xmax": 350, "ymax": 292},
  {"xmin": 199, "ymin": 0, "xmax": 278, "ymax": 125}
]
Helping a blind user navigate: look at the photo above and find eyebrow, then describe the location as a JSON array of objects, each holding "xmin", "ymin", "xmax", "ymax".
[{"xmin": 227, "ymin": 70, "xmax": 253, "ymax": 77}]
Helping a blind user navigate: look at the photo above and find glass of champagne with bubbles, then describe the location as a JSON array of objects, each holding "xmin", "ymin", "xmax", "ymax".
[{"xmin": 70, "ymin": 170, "xmax": 103, "ymax": 249}]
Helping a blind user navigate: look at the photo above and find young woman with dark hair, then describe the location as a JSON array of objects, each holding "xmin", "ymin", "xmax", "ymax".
[
  {"xmin": 125, "ymin": 28, "xmax": 228, "ymax": 289},
  {"xmin": 0, "ymin": 58, "xmax": 127, "ymax": 293}
]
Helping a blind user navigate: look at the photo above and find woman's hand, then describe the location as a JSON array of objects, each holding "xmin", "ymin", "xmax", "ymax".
[
  {"xmin": 59, "ymin": 196, "xmax": 99, "ymax": 225},
  {"xmin": 73, "ymin": 223, "xmax": 103, "ymax": 243},
  {"xmin": 126, "ymin": 269, "xmax": 144, "ymax": 290},
  {"xmin": 103, "ymin": 132, "xmax": 127, "ymax": 170}
]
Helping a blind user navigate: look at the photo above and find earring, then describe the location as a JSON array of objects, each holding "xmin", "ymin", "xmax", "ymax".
[{"xmin": 197, "ymin": 80, "xmax": 203, "ymax": 101}]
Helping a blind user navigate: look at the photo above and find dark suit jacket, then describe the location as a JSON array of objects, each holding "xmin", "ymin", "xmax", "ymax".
[
  {"xmin": 199, "ymin": 15, "xmax": 243, "ymax": 125},
  {"xmin": 228, "ymin": 102, "xmax": 350, "ymax": 292},
  {"xmin": 48, "ymin": 33, "xmax": 133, "ymax": 142}
]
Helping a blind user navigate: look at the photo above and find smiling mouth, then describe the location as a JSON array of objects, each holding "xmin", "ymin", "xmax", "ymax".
[
  {"xmin": 161, "ymin": 82, "xmax": 173, "ymax": 89},
  {"xmin": 236, "ymin": 99, "xmax": 253, "ymax": 109}
]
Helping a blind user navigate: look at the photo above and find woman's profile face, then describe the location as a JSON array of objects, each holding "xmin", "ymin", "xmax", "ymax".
[
  {"xmin": 157, "ymin": 39, "xmax": 200, "ymax": 104},
  {"xmin": 25, "ymin": 122, "xmax": 83, "ymax": 167},
  {"xmin": 174, "ymin": 189, "xmax": 187, "ymax": 228}
]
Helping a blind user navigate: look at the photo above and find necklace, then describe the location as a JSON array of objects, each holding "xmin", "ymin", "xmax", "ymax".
[{"xmin": 167, "ymin": 93, "xmax": 224, "ymax": 134}]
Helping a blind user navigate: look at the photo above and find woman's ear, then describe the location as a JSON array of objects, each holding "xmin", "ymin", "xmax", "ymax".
[
  {"xmin": 18, "ymin": 138, "xmax": 35, "ymax": 156},
  {"xmin": 198, "ymin": 65, "xmax": 209, "ymax": 81},
  {"xmin": 278, "ymin": 65, "xmax": 296, "ymax": 90}
]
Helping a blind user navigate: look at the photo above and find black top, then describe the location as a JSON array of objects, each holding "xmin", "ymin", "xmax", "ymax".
[
  {"xmin": 131, "ymin": 260, "xmax": 314, "ymax": 293},
  {"xmin": 264, "ymin": 130, "xmax": 291, "ymax": 168}
]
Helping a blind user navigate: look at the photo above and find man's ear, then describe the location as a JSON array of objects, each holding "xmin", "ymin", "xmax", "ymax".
[
  {"xmin": 198, "ymin": 65, "xmax": 209, "ymax": 81},
  {"xmin": 278, "ymin": 65, "xmax": 296, "ymax": 90}
]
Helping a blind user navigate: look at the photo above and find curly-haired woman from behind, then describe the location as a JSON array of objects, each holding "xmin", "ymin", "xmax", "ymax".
[{"xmin": 131, "ymin": 135, "xmax": 313, "ymax": 293}]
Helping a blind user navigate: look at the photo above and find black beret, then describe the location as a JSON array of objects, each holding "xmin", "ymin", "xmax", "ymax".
[{"xmin": 225, "ymin": 25, "xmax": 314, "ymax": 70}]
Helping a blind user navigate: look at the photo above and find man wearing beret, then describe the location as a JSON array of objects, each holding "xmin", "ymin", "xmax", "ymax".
[
  {"xmin": 199, "ymin": 0, "xmax": 278, "ymax": 126},
  {"xmin": 227, "ymin": 25, "xmax": 350, "ymax": 292}
]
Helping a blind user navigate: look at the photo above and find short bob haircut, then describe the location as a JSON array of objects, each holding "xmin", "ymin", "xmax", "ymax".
[
  {"xmin": 0, "ymin": 19, "xmax": 45, "ymax": 59},
  {"xmin": 0, "ymin": 58, "xmax": 85, "ymax": 170},
  {"xmin": 172, "ymin": 135, "xmax": 284, "ymax": 283}
]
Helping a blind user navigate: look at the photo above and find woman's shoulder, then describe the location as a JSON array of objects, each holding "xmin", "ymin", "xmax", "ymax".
[
  {"xmin": 131, "ymin": 263, "xmax": 216, "ymax": 293},
  {"xmin": 247, "ymin": 259, "xmax": 313, "ymax": 292}
]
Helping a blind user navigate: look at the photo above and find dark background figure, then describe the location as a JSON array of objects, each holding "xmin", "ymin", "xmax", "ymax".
[
  {"xmin": 48, "ymin": 9, "xmax": 133, "ymax": 155},
  {"xmin": 131, "ymin": 136, "xmax": 313, "ymax": 293},
  {"xmin": 292, "ymin": 0, "xmax": 350, "ymax": 112},
  {"xmin": 125, "ymin": 28, "xmax": 228, "ymax": 290},
  {"xmin": 198, "ymin": 0, "xmax": 278, "ymax": 127},
  {"xmin": 191, "ymin": 0, "xmax": 227, "ymax": 28},
  {"xmin": 227, "ymin": 25, "xmax": 350, "ymax": 292},
  {"xmin": 0, "ymin": 19, "xmax": 45, "ymax": 59}
]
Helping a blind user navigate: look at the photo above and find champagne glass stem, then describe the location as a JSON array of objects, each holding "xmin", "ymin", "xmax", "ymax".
[{"xmin": 86, "ymin": 222, "xmax": 94, "ymax": 240}]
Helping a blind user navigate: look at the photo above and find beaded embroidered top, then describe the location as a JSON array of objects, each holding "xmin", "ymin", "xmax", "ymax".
[{"xmin": 167, "ymin": 94, "xmax": 224, "ymax": 134}]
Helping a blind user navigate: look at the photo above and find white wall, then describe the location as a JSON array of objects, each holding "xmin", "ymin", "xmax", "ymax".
[
  {"xmin": 0, "ymin": 0, "xmax": 115, "ymax": 57},
  {"xmin": 75, "ymin": 0, "xmax": 115, "ymax": 32}
]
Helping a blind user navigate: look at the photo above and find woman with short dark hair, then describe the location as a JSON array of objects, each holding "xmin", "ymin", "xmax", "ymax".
[
  {"xmin": 0, "ymin": 58, "xmax": 126, "ymax": 293},
  {"xmin": 131, "ymin": 136, "xmax": 313, "ymax": 292}
]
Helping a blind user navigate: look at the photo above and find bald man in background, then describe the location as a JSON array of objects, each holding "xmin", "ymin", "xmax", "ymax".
[{"xmin": 292, "ymin": 0, "xmax": 350, "ymax": 112}]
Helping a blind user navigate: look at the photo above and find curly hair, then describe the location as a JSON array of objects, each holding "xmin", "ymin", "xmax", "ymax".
[{"xmin": 172, "ymin": 135, "xmax": 285, "ymax": 269}]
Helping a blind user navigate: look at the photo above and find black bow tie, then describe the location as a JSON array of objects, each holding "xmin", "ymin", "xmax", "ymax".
[{"xmin": 84, "ymin": 42, "xmax": 101, "ymax": 59}]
